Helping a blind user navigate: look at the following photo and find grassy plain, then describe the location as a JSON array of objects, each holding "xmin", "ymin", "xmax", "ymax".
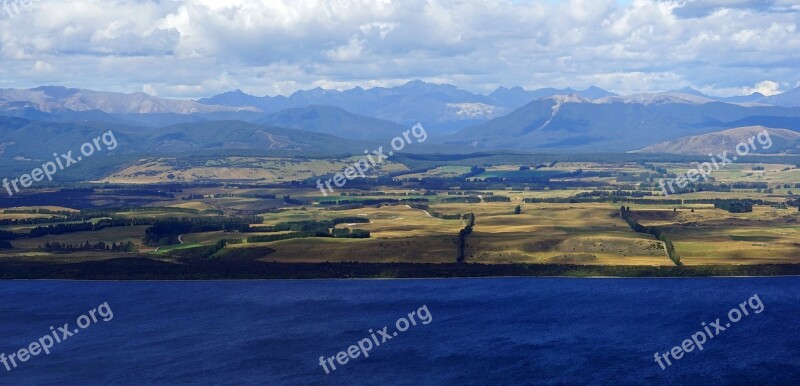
[{"xmin": 2, "ymin": 156, "xmax": 799, "ymax": 273}]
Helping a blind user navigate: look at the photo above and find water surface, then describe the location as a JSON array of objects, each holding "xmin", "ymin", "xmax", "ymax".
[{"xmin": 0, "ymin": 277, "xmax": 798, "ymax": 385}]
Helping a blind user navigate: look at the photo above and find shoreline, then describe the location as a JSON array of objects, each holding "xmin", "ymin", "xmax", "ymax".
[
  {"xmin": 1, "ymin": 258, "xmax": 800, "ymax": 281},
  {"xmin": 3, "ymin": 275, "xmax": 800, "ymax": 283}
]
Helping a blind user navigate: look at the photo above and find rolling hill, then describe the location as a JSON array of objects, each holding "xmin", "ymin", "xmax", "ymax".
[
  {"xmin": 0, "ymin": 117, "xmax": 376, "ymax": 183},
  {"xmin": 257, "ymin": 105, "xmax": 408, "ymax": 140},
  {"xmin": 633, "ymin": 126, "xmax": 800, "ymax": 155}
]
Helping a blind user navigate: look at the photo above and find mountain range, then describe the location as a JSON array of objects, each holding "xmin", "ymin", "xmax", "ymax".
[
  {"xmin": 442, "ymin": 94, "xmax": 800, "ymax": 151},
  {"xmin": 2, "ymin": 81, "xmax": 800, "ymax": 158}
]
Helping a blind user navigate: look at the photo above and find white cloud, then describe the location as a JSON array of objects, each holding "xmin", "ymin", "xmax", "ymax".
[
  {"xmin": 325, "ymin": 38, "xmax": 365, "ymax": 61},
  {"xmin": 743, "ymin": 80, "xmax": 783, "ymax": 96},
  {"xmin": 0, "ymin": 0, "xmax": 797, "ymax": 97}
]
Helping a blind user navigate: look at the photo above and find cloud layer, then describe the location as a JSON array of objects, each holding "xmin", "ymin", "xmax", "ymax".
[{"xmin": 0, "ymin": 0, "xmax": 798, "ymax": 98}]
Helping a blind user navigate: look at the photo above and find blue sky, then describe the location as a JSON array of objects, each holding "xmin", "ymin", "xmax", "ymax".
[{"xmin": 0, "ymin": 0, "xmax": 798, "ymax": 98}]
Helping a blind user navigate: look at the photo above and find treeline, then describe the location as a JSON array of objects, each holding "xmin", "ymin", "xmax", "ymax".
[
  {"xmin": 440, "ymin": 194, "xmax": 511, "ymax": 203},
  {"xmin": 3, "ymin": 209, "xmax": 74, "ymax": 215},
  {"xmin": 1, "ymin": 211, "xmax": 265, "ymax": 241},
  {"xmin": 319, "ymin": 198, "xmax": 428, "ymax": 206},
  {"xmin": 442, "ymin": 196, "xmax": 482, "ymax": 203},
  {"xmin": 642, "ymin": 182, "xmax": 772, "ymax": 195},
  {"xmin": 39, "ymin": 241, "xmax": 137, "ymax": 253},
  {"xmin": 714, "ymin": 200, "xmax": 754, "ymax": 213},
  {"xmin": 249, "ymin": 217, "xmax": 370, "ymax": 233},
  {"xmin": 447, "ymin": 191, "xmax": 494, "ymax": 196},
  {"xmin": 619, "ymin": 207, "xmax": 681, "ymax": 266},
  {"xmin": 143, "ymin": 217, "xmax": 262, "ymax": 246},
  {"xmin": 83, "ymin": 206, "xmax": 217, "ymax": 215},
  {"xmin": 182, "ymin": 193, "xmax": 276, "ymax": 200},
  {"xmin": 524, "ymin": 195, "xmax": 771, "ymax": 207},
  {"xmin": 524, "ymin": 190, "xmax": 656, "ymax": 204},
  {"xmin": 340, "ymin": 191, "xmax": 437, "ymax": 197},
  {"xmin": 524, "ymin": 196, "xmax": 684, "ymax": 205},
  {"xmin": 0, "ymin": 216, "xmax": 79, "ymax": 226},
  {"xmin": 416, "ymin": 176, "xmax": 607, "ymax": 192},
  {"xmin": 482, "ymin": 195, "xmax": 511, "ymax": 203},
  {"xmin": 28, "ymin": 218, "xmax": 158, "ymax": 238},
  {"xmin": 332, "ymin": 228, "xmax": 371, "ymax": 238},
  {"xmin": 202, "ymin": 238, "xmax": 244, "ymax": 259},
  {"xmin": 246, "ymin": 228, "xmax": 370, "ymax": 243},
  {"xmin": 99, "ymin": 189, "xmax": 175, "ymax": 198},
  {"xmin": 0, "ymin": 211, "xmax": 102, "ymax": 227},
  {"xmin": 575, "ymin": 190, "xmax": 654, "ymax": 198},
  {"xmin": 0, "ymin": 218, "xmax": 160, "ymax": 241},
  {"xmin": 0, "ymin": 208, "xmax": 202, "ymax": 226},
  {"xmin": 457, "ymin": 213, "xmax": 476, "ymax": 263}
]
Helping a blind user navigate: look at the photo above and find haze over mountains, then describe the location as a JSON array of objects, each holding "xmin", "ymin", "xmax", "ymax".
[
  {"xmin": 444, "ymin": 94, "xmax": 800, "ymax": 151},
  {"xmin": 2, "ymin": 81, "xmax": 800, "ymax": 159}
]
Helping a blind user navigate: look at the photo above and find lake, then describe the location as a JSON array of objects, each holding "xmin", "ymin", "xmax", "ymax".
[{"xmin": 0, "ymin": 277, "xmax": 798, "ymax": 385}]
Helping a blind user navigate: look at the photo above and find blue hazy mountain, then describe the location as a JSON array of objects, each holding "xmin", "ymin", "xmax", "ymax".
[
  {"xmin": 442, "ymin": 95, "xmax": 800, "ymax": 152},
  {"xmin": 760, "ymin": 86, "xmax": 800, "ymax": 107}
]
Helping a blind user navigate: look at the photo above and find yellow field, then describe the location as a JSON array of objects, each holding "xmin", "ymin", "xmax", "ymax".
[
  {"xmin": 633, "ymin": 206, "xmax": 800, "ymax": 265},
  {"xmin": 5, "ymin": 153, "xmax": 800, "ymax": 270},
  {"xmin": 102, "ymin": 157, "xmax": 408, "ymax": 183},
  {"xmin": 231, "ymin": 202, "xmax": 673, "ymax": 265}
]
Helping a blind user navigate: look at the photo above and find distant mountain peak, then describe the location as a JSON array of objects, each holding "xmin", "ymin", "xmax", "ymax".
[
  {"xmin": 32, "ymin": 85, "xmax": 82, "ymax": 99},
  {"xmin": 0, "ymin": 86, "xmax": 258, "ymax": 115},
  {"xmin": 673, "ymin": 87, "xmax": 708, "ymax": 97},
  {"xmin": 578, "ymin": 86, "xmax": 616, "ymax": 99},
  {"xmin": 760, "ymin": 86, "xmax": 800, "ymax": 107}
]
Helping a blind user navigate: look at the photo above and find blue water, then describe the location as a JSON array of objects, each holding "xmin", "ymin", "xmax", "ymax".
[{"xmin": 0, "ymin": 278, "xmax": 798, "ymax": 385}]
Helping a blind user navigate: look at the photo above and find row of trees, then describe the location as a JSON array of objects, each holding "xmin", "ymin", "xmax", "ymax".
[
  {"xmin": 202, "ymin": 238, "xmax": 244, "ymax": 259},
  {"xmin": 481, "ymin": 195, "xmax": 512, "ymax": 203},
  {"xmin": 39, "ymin": 241, "xmax": 137, "ymax": 252},
  {"xmin": 250, "ymin": 217, "xmax": 370, "ymax": 233},
  {"xmin": 713, "ymin": 200, "xmax": 754, "ymax": 213},
  {"xmin": 246, "ymin": 228, "xmax": 371, "ymax": 243},
  {"xmin": 319, "ymin": 198, "xmax": 428, "ymax": 206},
  {"xmin": 407, "ymin": 204, "xmax": 464, "ymax": 220},
  {"xmin": 457, "ymin": 213, "xmax": 476, "ymax": 263},
  {"xmin": 27, "ymin": 218, "xmax": 164, "ymax": 239},
  {"xmin": 619, "ymin": 207, "xmax": 681, "ymax": 266}
]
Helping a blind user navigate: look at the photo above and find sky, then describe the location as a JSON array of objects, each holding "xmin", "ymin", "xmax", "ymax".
[{"xmin": 0, "ymin": 0, "xmax": 798, "ymax": 98}]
